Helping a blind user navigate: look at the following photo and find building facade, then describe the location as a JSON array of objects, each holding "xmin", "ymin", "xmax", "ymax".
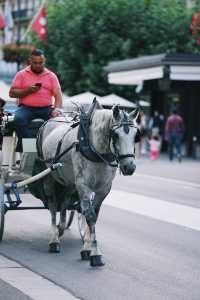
[
  {"xmin": 0, "ymin": 0, "xmax": 42, "ymax": 44},
  {"xmin": 104, "ymin": 53, "xmax": 200, "ymax": 158},
  {"xmin": 0, "ymin": 0, "xmax": 42, "ymax": 81}
]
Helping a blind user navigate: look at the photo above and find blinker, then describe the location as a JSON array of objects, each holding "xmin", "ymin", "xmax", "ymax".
[{"xmin": 123, "ymin": 113, "xmax": 129, "ymax": 134}]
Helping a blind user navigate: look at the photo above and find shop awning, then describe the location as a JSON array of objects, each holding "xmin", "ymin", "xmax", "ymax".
[
  {"xmin": 104, "ymin": 53, "xmax": 200, "ymax": 85},
  {"xmin": 108, "ymin": 66, "xmax": 164, "ymax": 85},
  {"xmin": 170, "ymin": 65, "xmax": 200, "ymax": 81}
]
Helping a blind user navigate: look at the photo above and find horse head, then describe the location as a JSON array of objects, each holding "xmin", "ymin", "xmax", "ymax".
[{"xmin": 110, "ymin": 105, "xmax": 140, "ymax": 175}]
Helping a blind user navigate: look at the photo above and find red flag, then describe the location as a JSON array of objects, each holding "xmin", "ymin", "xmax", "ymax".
[
  {"xmin": 190, "ymin": 12, "xmax": 200, "ymax": 35},
  {"xmin": 31, "ymin": 7, "xmax": 47, "ymax": 42},
  {"xmin": 0, "ymin": 12, "xmax": 6, "ymax": 29}
]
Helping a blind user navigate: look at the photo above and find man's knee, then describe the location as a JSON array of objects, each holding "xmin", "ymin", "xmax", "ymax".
[
  {"xmin": 14, "ymin": 116, "xmax": 26, "ymax": 127},
  {"xmin": 14, "ymin": 112, "xmax": 30, "ymax": 138}
]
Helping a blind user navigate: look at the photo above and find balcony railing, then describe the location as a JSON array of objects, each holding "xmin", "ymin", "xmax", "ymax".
[{"xmin": 12, "ymin": 8, "xmax": 35, "ymax": 22}]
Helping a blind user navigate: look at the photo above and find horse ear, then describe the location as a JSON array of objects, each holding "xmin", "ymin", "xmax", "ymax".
[
  {"xmin": 129, "ymin": 107, "xmax": 140, "ymax": 122},
  {"xmin": 94, "ymin": 98, "xmax": 103, "ymax": 110},
  {"xmin": 112, "ymin": 105, "xmax": 120, "ymax": 120},
  {"xmin": 87, "ymin": 97, "xmax": 101, "ymax": 117}
]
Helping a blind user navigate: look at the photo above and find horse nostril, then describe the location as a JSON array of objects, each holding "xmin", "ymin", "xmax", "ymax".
[{"xmin": 123, "ymin": 165, "xmax": 128, "ymax": 173}]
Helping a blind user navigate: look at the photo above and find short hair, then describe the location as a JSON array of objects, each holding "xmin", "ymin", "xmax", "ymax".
[{"xmin": 31, "ymin": 49, "xmax": 44, "ymax": 56}]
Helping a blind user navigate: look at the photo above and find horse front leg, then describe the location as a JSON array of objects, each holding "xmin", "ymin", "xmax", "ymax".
[
  {"xmin": 80, "ymin": 221, "xmax": 91, "ymax": 260},
  {"xmin": 78, "ymin": 189, "xmax": 104, "ymax": 266},
  {"xmin": 89, "ymin": 223, "xmax": 104, "ymax": 267}
]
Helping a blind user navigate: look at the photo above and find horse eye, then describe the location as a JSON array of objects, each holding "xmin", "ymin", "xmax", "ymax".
[{"xmin": 112, "ymin": 132, "xmax": 119, "ymax": 140}]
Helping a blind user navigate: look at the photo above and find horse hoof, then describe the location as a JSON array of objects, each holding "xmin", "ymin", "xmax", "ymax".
[
  {"xmin": 90, "ymin": 255, "xmax": 105, "ymax": 267},
  {"xmin": 80, "ymin": 250, "xmax": 91, "ymax": 261},
  {"xmin": 48, "ymin": 243, "xmax": 60, "ymax": 253}
]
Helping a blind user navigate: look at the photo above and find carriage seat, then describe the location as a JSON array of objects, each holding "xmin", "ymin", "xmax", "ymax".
[
  {"xmin": 3, "ymin": 118, "xmax": 44, "ymax": 138},
  {"xmin": 26, "ymin": 119, "xmax": 45, "ymax": 138}
]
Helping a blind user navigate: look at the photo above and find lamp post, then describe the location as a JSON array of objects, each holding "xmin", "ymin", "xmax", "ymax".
[{"xmin": 16, "ymin": 0, "xmax": 21, "ymax": 70}]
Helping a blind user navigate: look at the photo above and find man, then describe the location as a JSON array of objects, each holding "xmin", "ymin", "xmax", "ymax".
[
  {"xmin": 9, "ymin": 49, "xmax": 63, "ymax": 149},
  {"xmin": 164, "ymin": 108, "xmax": 184, "ymax": 162}
]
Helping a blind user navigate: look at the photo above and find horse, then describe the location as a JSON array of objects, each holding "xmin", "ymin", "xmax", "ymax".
[{"xmin": 33, "ymin": 99, "xmax": 140, "ymax": 267}]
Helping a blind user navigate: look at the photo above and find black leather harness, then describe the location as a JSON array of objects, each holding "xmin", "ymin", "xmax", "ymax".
[
  {"xmin": 77, "ymin": 107, "xmax": 116, "ymax": 165},
  {"xmin": 37, "ymin": 101, "xmax": 140, "ymax": 167}
]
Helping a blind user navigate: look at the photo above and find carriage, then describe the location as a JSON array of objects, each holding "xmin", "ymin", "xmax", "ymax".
[
  {"xmin": 0, "ymin": 99, "xmax": 140, "ymax": 267},
  {"xmin": 0, "ymin": 114, "xmax": 77, "ymax": 243}
]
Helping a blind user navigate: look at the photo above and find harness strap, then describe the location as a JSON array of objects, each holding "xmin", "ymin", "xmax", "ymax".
[
  {"xmin": 117, "ymin": 154, "xmax": 135, "ymax": 160},
  {"xmin": 89, "ymin": 144, "xmax": 118, "ymax": 167},
  {"xmin": 52, "ymin": 141, "xmax": 78, "ymax": 163},
  {"xmin": 37, "ymin": 118, "xmax": 79, "ymax": 164}
]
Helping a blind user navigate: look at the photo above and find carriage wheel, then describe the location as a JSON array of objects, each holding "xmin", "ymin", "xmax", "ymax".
[
  {"xmin": 0, "ymin": 179, "xmax": 5, "ymax": 242},
  {"xmin": 66, "ymin": 210, "xmax": 75, "ymax": 229},
  {"xmin": 77, "ymin": 213, "xmax": 88, "ymax": 242}
]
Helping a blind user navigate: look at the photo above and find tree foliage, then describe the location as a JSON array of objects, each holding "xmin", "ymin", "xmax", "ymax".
[{"xmin": 31, "ymin": 0, "xmax": 199, "ymax": 97}]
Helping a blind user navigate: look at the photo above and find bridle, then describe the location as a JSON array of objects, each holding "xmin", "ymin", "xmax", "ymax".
[{"xmin": 110, "ymin": 113, "xmax": 136, "ymax": 163}]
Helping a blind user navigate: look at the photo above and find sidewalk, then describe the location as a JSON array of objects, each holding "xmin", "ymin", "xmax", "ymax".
[{"xmin": 135, "ymin": 154, "xmax": 200, "ymax": 184}]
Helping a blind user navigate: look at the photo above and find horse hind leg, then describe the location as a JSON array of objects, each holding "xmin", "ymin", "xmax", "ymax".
[
  {"xmin": 43, "ymin": 176, "xmax": 60, "ymax": 253},
  {"xmin": 58, "ymin": 202, "xmax": 67, "ymax": 237},
  {"xmin": 48, "ymin": 199, "xmax": 60, "ymax": 253}
]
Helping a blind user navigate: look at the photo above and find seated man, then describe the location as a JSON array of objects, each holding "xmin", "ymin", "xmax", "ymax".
[{"xmin": 9, "ymin": 49, "xmax": 63, "ymax": 151}]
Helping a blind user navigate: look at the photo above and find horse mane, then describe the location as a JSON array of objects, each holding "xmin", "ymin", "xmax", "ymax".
[
  {"xmin": 91, "ymin": 109, "xmax": 113, "ymax": 132},
  {"xmin": 90, "ymin": 109, "xmax": 113, "ymax": 151}
]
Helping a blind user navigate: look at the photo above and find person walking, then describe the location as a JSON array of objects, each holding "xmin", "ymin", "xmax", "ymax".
[
  {"xmin": 135, "ymin": 110, "xmax": 147, "ymax": 159},
  {"xmin": 9, "ymin": 49, "xmax": 63, "ymax": 150},
  {"xmin": 149, "ymin": 135, "xmax": 161, "ymax": 160},
  {"xmin": 148, "ymin": 110, "xmax": 164, "ymax": 137},
  {"xmin": 164, "ymin": 108, "xmax": 184, "ymax": 162}
]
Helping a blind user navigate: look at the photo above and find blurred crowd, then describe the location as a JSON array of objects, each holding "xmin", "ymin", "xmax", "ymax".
[{"xmin": 135, "ymin": 108, "xmax": 184, "ymax": 162}]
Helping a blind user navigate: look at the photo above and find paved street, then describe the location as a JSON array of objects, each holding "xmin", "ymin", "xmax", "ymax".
[{"xmin": 0, "ymin": 155, "xmax": 199, "ymax": 300}]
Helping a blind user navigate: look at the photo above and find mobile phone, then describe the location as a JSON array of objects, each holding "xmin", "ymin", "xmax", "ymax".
[{"xmin": 35, "ymin": 83, "xmax": 42, "ymax": 87}]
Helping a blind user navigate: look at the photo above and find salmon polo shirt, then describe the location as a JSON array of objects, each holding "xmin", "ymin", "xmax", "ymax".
[{"xmin": 11, "ymin": 66, "xmax": 61, "ymax": 107}]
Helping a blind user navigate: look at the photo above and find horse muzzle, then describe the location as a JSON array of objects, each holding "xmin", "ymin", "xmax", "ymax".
[{"xmin": 120, "ymin": 161, "xmax": 136, "ymax": 175}]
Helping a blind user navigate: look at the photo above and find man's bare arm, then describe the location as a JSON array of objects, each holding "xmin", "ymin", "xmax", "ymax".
[
  {"xmin": 9, "ymin": 86, "xmax": 41, "ymax": 98},
  {"xmin": 53, "ymin": 88, "xmax": 63, "ymax": 108}
]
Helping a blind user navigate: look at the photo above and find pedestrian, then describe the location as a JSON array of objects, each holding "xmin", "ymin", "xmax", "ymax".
[
  {"xmin": 135, "ymin": 110, "xmax": 147, "ymax": 158},
  {"xmin": 149, "ymin": 135, "xmax": 161, "ymax": 160},
  {"xmin": 9, "ymin": 49, "xmax": 63, "ymax": 151},
  {"xmin": 164, "ymin": 108, "xmax": 184, "ymax": 162},
  {"xmin": 148, "ymin": 110, "xmax": 164, "ymax": 141}
]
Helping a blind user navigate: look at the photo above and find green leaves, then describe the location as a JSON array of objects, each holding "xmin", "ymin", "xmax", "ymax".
[{"xmin": 29, "ymin": 0, "xmax": 199, "ymax": 97}]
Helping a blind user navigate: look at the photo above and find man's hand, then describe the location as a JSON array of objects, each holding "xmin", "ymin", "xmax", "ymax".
[
  {"xmin": 51, "ymin": 108, "xmax": 63, "ymax": 118},
  {"xmin": 9, "ymin": 84, "xmax": 41, "ymax": 98},
  {"xmin": 27, "ymin": 85, "xmax": 41, "ymax": 94}
]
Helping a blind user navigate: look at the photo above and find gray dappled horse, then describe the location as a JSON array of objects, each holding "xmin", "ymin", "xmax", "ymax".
[{"xmin": 36, "ymin": 100, "xmax": 140, "ymax": 266}]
